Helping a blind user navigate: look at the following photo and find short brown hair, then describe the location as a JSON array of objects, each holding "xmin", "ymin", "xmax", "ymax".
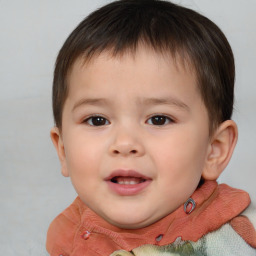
[{"xmin": 52, "ymin": 0, "xmax": 235, "ymax": 133}]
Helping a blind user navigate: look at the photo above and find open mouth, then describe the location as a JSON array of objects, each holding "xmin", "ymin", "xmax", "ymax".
[
  {"xmin": 106, "ymin": 170, "xmax": 151, "ymax": 195},
  {"xmin": 111, "ymin": 176, "xmax": 146, "ymax": 185}
]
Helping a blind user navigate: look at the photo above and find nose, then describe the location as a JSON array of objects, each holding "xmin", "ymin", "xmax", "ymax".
[{"xmin": 109, "ymin": 127, "xmax": 145, "ymax": 157}]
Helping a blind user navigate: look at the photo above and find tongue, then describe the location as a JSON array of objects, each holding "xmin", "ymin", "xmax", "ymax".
[{"xmin": 114, "ymin": 177, "xmax": 144, "ymax": 185}]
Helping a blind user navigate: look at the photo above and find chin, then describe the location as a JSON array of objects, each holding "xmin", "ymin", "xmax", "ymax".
[
  {"xmin": 112, "ymin": 221, "xmax": 148, "ymax": 230},
  {"xmin": 106, "ymin": 214, "xmax": 155, "ymax": 230}
]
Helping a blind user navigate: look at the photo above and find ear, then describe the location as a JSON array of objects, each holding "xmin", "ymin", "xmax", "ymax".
[
  {"xmin": 50, "ymin": 127, "xmax": 69, "ymax": 177},
  {"xmin": 202, "ymin": 120, "xmax": 238, "ymax": 180}
]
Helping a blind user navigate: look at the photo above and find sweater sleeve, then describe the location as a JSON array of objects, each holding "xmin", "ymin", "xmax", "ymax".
[{"xmin": 46, "ymin": 198, "xmax": 82, "ymax": 256}]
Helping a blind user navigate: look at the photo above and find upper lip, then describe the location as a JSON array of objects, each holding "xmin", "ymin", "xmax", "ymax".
[{"xmin": 104, "ymin": 169, "xmax": 151, "ymax": 181}]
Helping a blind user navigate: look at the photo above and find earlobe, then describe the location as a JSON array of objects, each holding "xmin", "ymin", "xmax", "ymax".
[
  {"xmin": 202, "ymin": 120, "xmax": 238, "ymax": 180},
  {"xmin": 50, "ymin": 127, "xmax": 69, "ymax": 177}
]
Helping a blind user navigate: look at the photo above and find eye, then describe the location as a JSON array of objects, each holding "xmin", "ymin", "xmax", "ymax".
[
  {"xmin": 84, "ymin": 116, "xmax": 110, "ymax": 126},
  {"xmin": 147, "ymin": 115, "xmax": 173, "ymax": 126}
]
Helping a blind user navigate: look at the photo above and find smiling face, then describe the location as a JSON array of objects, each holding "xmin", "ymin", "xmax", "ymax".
[{"xmin": 52, "ymin": 47, "xmax": 213, "ymax": 229}]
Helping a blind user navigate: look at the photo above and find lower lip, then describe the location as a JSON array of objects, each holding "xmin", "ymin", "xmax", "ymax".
[{"xmin": 106, "ymin": 180, "xmax": 151, "ymax": 196}]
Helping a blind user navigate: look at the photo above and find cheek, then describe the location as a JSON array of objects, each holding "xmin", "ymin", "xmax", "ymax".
[
  {"xmin": 156, "ymin": 135, "xmax": 207, "ymax": 202},
  {"xmin": 64, "ymin": 135, "xmax": 101, "ymax": 174},
  {"xmin": 154, "ymin": 131, "xmax": 208, "ymax": 175},
  {"xmin": 64, "ymin": 137, "xmax": 104, "ymax": 197}
]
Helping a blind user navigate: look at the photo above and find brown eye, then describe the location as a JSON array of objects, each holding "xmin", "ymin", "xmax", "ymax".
[
  {"xmin": 147, "ymin": 115, "xmax": 172, "ymax": 126},
  {"xmin": 85, "ymin": 116, "xmax": 110, "ymax": 126}
]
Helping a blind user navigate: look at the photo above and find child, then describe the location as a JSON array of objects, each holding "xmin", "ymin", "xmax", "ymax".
[{"xmin": 46, "ymin": 0, "xmax": 256, "ymax": 255}]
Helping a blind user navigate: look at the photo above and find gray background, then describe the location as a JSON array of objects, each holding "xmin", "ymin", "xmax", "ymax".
[{"xmin": 0, "ymin": 0, "xmax": 255, "ymax": 255}]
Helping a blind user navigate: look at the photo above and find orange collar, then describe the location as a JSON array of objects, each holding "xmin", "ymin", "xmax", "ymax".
[{"xmin": 76, "ymin": 180, "xmax": 250, "ymax": 250}]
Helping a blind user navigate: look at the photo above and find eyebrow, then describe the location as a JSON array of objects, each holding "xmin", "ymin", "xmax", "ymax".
[
  {"xmin": 72, "ymin": 98, "xmax": 107, "ymax": 112},
  {"xmin": 72, "ymin": 96, "xmax": 190, "ymax": 112},
  {"xmin": 141, "ymin": 97, "xmax": 190, "ymax": 111}
]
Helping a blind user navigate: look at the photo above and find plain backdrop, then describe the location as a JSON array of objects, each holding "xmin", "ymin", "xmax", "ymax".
[{"xmin": 0, "ymin": 0, "xmax": 255, "ymax": 255}]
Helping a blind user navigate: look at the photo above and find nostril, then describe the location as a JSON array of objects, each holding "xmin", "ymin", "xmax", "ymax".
[
  {"xmin": 113, "ymin": 149, "xmax": 137, "ymax": 154},
  {"xmin": 113, "ymin": 150, "xmax": 120, "ymax": 154},
  {"xmin": 112, "ymin": 149, "xmax": 138, "ymax": 155}
]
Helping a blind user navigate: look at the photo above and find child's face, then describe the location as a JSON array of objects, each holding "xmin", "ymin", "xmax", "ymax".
[{"xmin": 55, "ymin": 47, "xmax": 212, "ymax": 229}]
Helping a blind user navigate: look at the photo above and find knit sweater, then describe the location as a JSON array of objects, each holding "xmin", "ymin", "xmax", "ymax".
[{"xmin": 46, "ymin": 181, "xmax": 256, "ymax": 255}]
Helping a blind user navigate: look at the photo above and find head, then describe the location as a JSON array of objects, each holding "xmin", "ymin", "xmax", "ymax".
[{"xmin": 51, "ymin": 0, "xmax": 238, "ymax": 228}]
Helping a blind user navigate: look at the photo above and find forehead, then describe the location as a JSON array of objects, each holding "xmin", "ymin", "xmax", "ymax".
[
  {"xmin": 65, "ymin": 46, "xmax": 204, "ymax": 114},
  {"xmin": 68, "ymin": 45, "xmax": 197, "ymax": 91}
]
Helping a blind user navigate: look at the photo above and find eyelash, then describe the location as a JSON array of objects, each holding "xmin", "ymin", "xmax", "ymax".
[
  {"xmin": 146, "ymin": 115, "xmax": 174, "ymax": 126},
  {"xmin": 83, "ymin": 115, "xmax": 110, "ymax": 126},
  {"xmin": 83, "ymin": 114, "xmax": 174, "ymax": 127}
]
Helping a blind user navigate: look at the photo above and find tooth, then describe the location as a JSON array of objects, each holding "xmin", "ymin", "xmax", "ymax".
[{"xmin": 115, "ymin": 177, "xmax": 144, "ymax": 185}]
